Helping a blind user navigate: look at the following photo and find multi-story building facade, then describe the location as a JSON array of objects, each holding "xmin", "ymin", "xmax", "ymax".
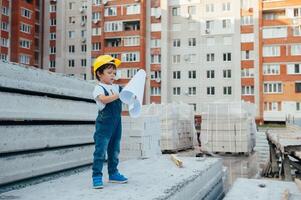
[
  {"xmin": 259, "ymin": 0, "xmax": 301, "ymax": 122},
  {"xmin": 160, "ymin": 0, "xmax": 251, "ymax": 115},
  {"xmin": 0, "ymin": 0, "xmax": 43, "ymax": 67}
]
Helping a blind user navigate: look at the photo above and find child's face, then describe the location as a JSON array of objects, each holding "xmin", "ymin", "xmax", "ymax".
[{"xmin": 99, "ymin": 67, "xmax": 116, "ymax": 85}]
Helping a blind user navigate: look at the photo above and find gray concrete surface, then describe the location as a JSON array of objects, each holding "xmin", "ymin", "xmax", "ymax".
[{"xmin": 0, "ymin": 156, "xmax": 224, "ymax": 200}]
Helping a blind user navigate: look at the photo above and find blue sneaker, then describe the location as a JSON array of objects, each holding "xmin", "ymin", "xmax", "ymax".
[
  {"xmin": 92, "ymin": 176, "xmax": 103, "ymax": 189},
  {"xmin": 109, "ymin": 172, "xmax": 128, "ymax": 183}
]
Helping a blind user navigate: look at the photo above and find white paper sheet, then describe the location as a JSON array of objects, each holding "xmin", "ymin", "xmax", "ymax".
[{"xmin": 120, "ymin": 69, "xmax": 146, "ymax": 118}]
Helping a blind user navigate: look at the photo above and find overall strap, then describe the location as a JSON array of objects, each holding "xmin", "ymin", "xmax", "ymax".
[{"xmin": 99, "ymin": 85, "xmax": 109, "ymax": 96}]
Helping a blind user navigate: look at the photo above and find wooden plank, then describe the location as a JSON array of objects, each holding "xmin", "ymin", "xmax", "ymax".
[
  {"xmin": 170, "ymin": 154, "xmax": 183, "ymax": 168},
  {"xmin": 0, "ymin": 92, "xmax": 97, "ymax": 121},
  {"xmin": 0, "ymin": 125, "xmax": 94, "ymax": 153},
  {"xmin": 0, "ymin": 62, "xmax": 94, "ymax": 99},
  {"xmin": 0, "ymin": 145, "xmax": 94, "ymax": 185}
]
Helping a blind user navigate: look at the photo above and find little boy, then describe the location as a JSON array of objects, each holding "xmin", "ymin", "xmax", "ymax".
[{"xmin": 92, "ymin": 55, "xmax": 128, "ymax": 189}]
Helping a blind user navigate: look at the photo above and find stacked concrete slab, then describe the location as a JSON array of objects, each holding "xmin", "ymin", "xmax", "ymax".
[
  {"xmin": 0, "ymin": 62, "xmax": 97, "ymax": 185},
  {"xmin": 120, "ymin": 116, "xmax": 161, "ymax": 159},
  {"xmin": 254, "ymin": 131, "xmax": 269, "ymax": 167},
  {"xmin": 1, "ymin": 156, "xmax": 225, "ymax": 200},
  {"xmin": 142, "ymin": 102, "xmax": 195, "ymax": 152},
  {"xmin": 200, "ymin": 102, "xmax": 256, "ymax": 154},
  {"xmin": 224, "ymin": 178, "xmax": 301, "ymax": 200}
]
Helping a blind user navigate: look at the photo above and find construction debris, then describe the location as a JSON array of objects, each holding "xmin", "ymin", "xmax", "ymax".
[{"xmin": 170, "ymin": 154, "xmax": 183, "ymax": 168}]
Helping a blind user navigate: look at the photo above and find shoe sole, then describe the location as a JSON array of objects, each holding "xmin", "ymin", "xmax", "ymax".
[
  {"xmin": 109, "ymin": 180, "xmax": 128, "ymax": 184},
  {"xmin": 93, "ymin": 185, "xmax": 104, "ymax": 189}
]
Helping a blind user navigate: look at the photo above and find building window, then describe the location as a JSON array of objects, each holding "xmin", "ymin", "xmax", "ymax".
[
  {"xmin": 263, "ymin": 82, "xmax": 282, "ymax": 94},
  {"xmin": 0, "ymin": 54, "xmax": 8, "ymax": 61},
  {"xmin": 92, "ymin": 28, "xmax": 101, "ymax": 36},
  {"xmin": 49, "ymin": 4, "xmax": 56, "ymax": 12},
  {"xmin": 19, "ymin": 54, "xmax": 30, "ymax": 64},
  {"xmin": 151, "ymin": 39, "xmax": 161, "ymax": 48},
  {"xmin": 223, "ymin": 69, "xmax": 231, "ymax": 78},
  {"xmin": 173, "ymin": 71, "xmax": 181, "ymax": 79},
  {"xmin": 151, "ymin": 54, "xmax": 161, "ymax": 64},
  {"xmin": 172, "ymin": 7, "xmax": 180, "ymax": 16},
  {"xmin": 68, "ymin": 59, "xmax": 75, "ymax": 67},
  {"xmin": 69, "ymin": 2, "xmax": 74, "ymax": 10},
  {"xmin": 188, "ymin": 6, "xmax": 196, "ymax": 15},
  {"xmin": 206, "ymin": 20, "xmax": 214, "ymax": 30},
  {"xmin": 20, "ymin": 23, "xmax": 31, "ymax": 34},
  {"xmin": 0, "ymin": 38, "xmax": 8, "ymax": 47},
  {"xmin": 184, "ymin": 54, "xmax": 196, "ymax": 63},
  {"xmin": 173, "ymin": 39, "xmax": 181, "ymax": 47},
  {"xmin": 81, "ymin": 59, "xmax": 87, "ymax": 67},
  {"xmin": 49, "ymin": 46, "xmax": 56, "ymax": 54},
  {"xmin": 241, "ymin": 0, "xmax": 252, "ymax": 9},
  {"xmin": 293, "ymin": 26, "xmax": 301, "ymax": 36},
  {"xmin": 188, "ymin": 87, "xmax": 196, "ymax": 95},
  {"xmin": 297, "ymin": 102, "xmax": 301, "ymax": 111},
  {"xmin": 2, "ymin": 7, "xmax": 9, "ymax": 15},
  {"xmin": 242, "ymin": 86, "xmax": 254, "ymax": 95},
  {"xmin": 124, "ymin": 36, "xmax": 140, "ymax": 46},
  {"xmin": 241, "ymin": 16, "xmax": 253, "ymax": 25},
  {"xmin": 263, "ymin": 64, "xmax": 280, "ymax": 75},
  {"xmin": 150, "ymin": 71, "xmax": 161, "ymax": 80},
  {"xmin": 294, "ymin": 8, "xmax": 301, "ymax": 17},
  {"xmin": 206, "ymin": 4, "xmax": 214, "ymax": 12},
  {"xmin": 81, "ymin": 44, "xmax": 87, "ymax": 52},
  {"xmin": 242, "ymin": 50, "xmax": 253, "ymax": 60},
  {"xmin": 92, "ymin": 43, "xmax": 101, "ymax": 51},
  {"xmin": 1, "ymin": 22, "xmax": 8, "ymax": 31},
  {"xmin": 19, "ymin": 39, "xmax": 31, "ymax": 49},
  {"xmin": 126, "ymin": 4, "xmax": 140, "ymax": 15},
  {"xmin": 264, "ymin": 102, "xmax": 282, "ymax": 111},
  {"xmin": 291, "ymin": 44, "xmax": 301, "ymax": 56},
  {"xmin": 262, "ymin": 27, "xmax": 287, "ymax": 39},
  {"xmin": 287, "ymin": 63, "xmax": 301, "ymax": 74},
  {"xmin": 207, "ymin": 87, "xmax": 215, "ymax": 95},
  {"xmin": 263, "ymin": 46, "xmax": 280, "ymax": 57},
  {"xmin": 223, "ymin": 53, "xmax": 232, "ymax": 61},
  {"xmin": 93, "ymin": 0, "xmax": 101, "ymax": 5},
  {"xmin": 121, "ymin": 52, "xmax": 140, "ymax": 62},
  {"xmin": 69, "ymin": 45, "xmax": 75, "ymax": 53},
  {"xmin": 173, "ymin": 87, "xmax": 181, "ymax": 95},
  {"xmin": 222, "ymin": 2, "xmax": 231, "ymax": 11},
  {"xmin": 206, "ymin": 53, "xmax": 214, "ymax": 62},
  {"xmin": 207, "ymin": 70, "xmax": 215, "ymax": 79},
  {"xmin": 105, "ymin": 7, "xmax": 117, "ymax": 16},
  {"xmin": 151, "ymin": 87, "xmax": 161, "ymax": 96},
  {"xmin": 188, "ymin": 38, "xmax": 196, "ymax": 46},
  {"xmin": 222, "ymin": 19, "xmax": 231, "ymax": 29},
  {"xmin": 92, "ymin": 12, "xmax": 101, "ymax": 20},
  {"xmin": 21, "ymin": 8, "xmax": 32, "ymax": 19},
  {"xmin": 188, "ymin": 71, "xmax": 196, "ymax": 79},
  {"xmin": 172, "ymin": 55, "xmax": 181, "ymax": 64},
  {"xmin": 49, "ymin": 60, "xmax": 56, "ymax": 68},
  {"xmin": 296, "ymin": 82, "xmax": 301, "ymax": 93},
  {"xmin": 50, "ymin": 32, "xmax": 56, "ymax": 40},
  {"xmin": 241, "ymin": 68, "xmax": 254, "ymax": 78},
  {"xmin": 50, "ymin": 18, "xmax": 56, "ymax": 26},
  {"xmin": 223, "ymin": 86, "xmax": 232, "ymax": 95},
  {"xmin": 104, "ymin": 21, "xmax": 123, "ymax": 32}
]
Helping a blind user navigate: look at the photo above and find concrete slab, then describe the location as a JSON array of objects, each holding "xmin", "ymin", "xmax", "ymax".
[
  {"xmin": 224, "ymin": 178, "xmax": 301, "ymax": 200},
  {"xmin": 0, "ymin": 156, "xmax": 223, "ymax": 200}
]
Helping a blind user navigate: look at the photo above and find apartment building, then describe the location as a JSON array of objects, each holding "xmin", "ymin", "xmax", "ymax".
[
  {"xmin": 0, "ymin": 0, "xmax": 43, "ymax": 67},
  {"xmin": 160, "ymin": 0, "xmax": 244, "ymax": 114},
  {"xmin": 259, "ymin": 0, "xmax": 301, "ymax": 122}
]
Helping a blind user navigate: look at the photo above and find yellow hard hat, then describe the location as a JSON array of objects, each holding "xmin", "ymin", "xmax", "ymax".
[{"xmin": 93, "ymin": 55, "xmax": 121, "ymax": 74}]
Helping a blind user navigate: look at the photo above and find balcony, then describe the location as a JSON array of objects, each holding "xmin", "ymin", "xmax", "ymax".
[{"xmin": 123, "ymin": 21, "xmax": 140, "ymax": 31}]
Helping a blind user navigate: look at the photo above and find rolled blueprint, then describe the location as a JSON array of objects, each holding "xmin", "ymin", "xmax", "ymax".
[{"xmin": 120, "ymin": 69, "xmax": 146, "ymax": 118}]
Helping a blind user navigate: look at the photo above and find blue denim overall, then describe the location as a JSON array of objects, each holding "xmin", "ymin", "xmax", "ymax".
[{"xmin": 92, "ymin": 85, "xmax": 122, "ymax": 178}]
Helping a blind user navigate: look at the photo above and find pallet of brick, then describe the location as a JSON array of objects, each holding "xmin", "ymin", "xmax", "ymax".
[
  {"xmin": 142, "ymin": 102, "xmax": 195, "ymax": 153},
  {"xmin": 120, "ymin": 115, "xmax": 161, "ymax": 159},
  {"xmin": 0, "ymin": 62, "xmax": 96, "ymax": 185},
  {"xmin": 200, "ymin": 102, "xmax": 256, "ymax": 154}
]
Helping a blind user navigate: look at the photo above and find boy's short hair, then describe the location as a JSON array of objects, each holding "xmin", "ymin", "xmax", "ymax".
[{"xmin": 95, "ymin": 63, "xmax": 116, "ymax": 81}]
